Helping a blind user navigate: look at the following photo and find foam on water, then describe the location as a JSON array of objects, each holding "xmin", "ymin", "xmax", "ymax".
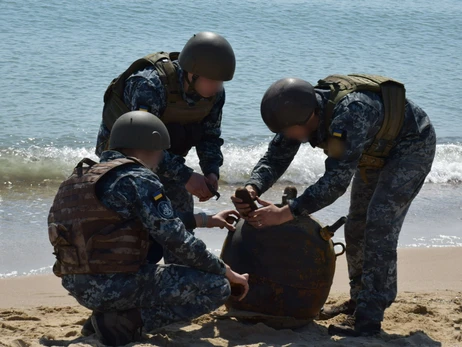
[
  {"xmin": 0, "ymin": 266, "xmax": 52, "ymax": 279},
  {"xmin": 1, "ymin": 143, "xmax": 461, "ymax": 187}
]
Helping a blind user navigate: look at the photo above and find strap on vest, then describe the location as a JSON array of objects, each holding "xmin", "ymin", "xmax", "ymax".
[
  {"xmin": 75, "ymin": 158, "xmax": 98, "ymax": 177},
  {"xmin": 365, "ymin": 80, "xmax": 406, "ymax": 157},
  {"xmin": 148, "ymin": 52, "xmax": 184, "ymax": 107}
]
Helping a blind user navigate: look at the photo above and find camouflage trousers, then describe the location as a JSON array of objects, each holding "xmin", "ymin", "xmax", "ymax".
[
  {"xmin": 160, "ymin": 178, "xmax": 195, "ymax": 264},
  {"xmin": 344, "ymin": 125, "xmax": 436, "ymax": 323},
  {"xmin": 61, "ymin": 264, "xmax": 230, "ymax": 332}
]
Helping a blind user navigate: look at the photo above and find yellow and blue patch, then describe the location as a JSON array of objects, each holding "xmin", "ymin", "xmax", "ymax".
[
  {"xmin": 332, "ymin": 129, "xmax": 347, "ymax": 140},
  {"xmin": 153, "ymin": 191, "xmax": 163, "ymax": 201},
  {"xmin": 139, "ymin": 105, "xmax": 149, "ymax": 112}
]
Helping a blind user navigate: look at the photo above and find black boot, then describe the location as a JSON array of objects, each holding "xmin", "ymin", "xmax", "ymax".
[
  {"xmin": 81, "ymin": 315, "xmax": 95, "ymax": 336},
  {"xmin": 318, "ymin": 299, "xmax": 356, "ymax": 320},
  {"xmin": 328, "ymin": 316, "xmax": 381, "ymax": 337},
  {"xmin": 91, "ymin": 309, "xmax": 143, "ymax": 346}
]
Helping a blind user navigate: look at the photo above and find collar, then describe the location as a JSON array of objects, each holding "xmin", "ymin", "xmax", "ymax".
[
  {"xmin": 100, "ymin": 150, "xmax": 155, "ymax": 172},
  {"xmin": 99, "ymin": 150, "xmax": 127, "ymax": 163}
]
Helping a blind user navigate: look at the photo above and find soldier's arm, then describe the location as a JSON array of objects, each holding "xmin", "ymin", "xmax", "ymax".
[
  {"xmin": 288, "ymin": 101, "xmax": 380, "ymax": 217},
  {"xmin": 245, "ymin": 133, "xmax": 301, "ymax": 195},
  {"xmin": 195, "ymin": 90, "xmax": 225, "ymax": 178},
  {"xmin": 124, "ymin": 72, "xmax": 194, "ymax": 184},
  {"xmin": 95, "ymin": 121, "xmax": 111, "ymax": 157},
  {"xmin": 108, "ymin": 170, "xmax": 226, "ymax": 275}
]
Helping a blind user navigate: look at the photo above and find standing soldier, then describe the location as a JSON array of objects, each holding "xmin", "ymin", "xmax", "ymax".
[
  {"xmin": 95, "ymin": 32, "xmax": 235, "ymax": 263},
  {"xmin": 232, "ymin": 75, "xmax": 436, "ymax": 336}
]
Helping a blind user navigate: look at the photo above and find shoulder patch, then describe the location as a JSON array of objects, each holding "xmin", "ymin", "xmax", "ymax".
[
  {"xmin": 153, "ymin": 191, "xmax": 163, "ymax": 201},
  {"xmin": 332, "ymin": 129, "xmax": 347, "ymax": 140},
  {"xmin": 152, "ymin": 190, "xmax": 174, "ymax": 219},
  {"xmin": 158, "ymin": 201, "xmax": 174, "ymax": 219}
]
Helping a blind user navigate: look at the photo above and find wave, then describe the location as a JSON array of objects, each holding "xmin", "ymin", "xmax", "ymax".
[{"xmin": 1, "ymin": 143, "xmax": 461, "ymax": 187}]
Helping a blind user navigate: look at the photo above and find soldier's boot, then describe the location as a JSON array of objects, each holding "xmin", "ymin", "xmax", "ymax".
[
  {"xmin": 317, "ymin": 299, "xmax": 356, "ymax": 320},
  {"xmin": 328, "ymin": 316, "xmax": 381, "ymax": 337},
  {"xmin": 81, "ymin": 315, "xmax": 95, "ymax": 336},
  {"xmin": 91, "ymin": 308, "xmax": 143, "ymax": 346}
]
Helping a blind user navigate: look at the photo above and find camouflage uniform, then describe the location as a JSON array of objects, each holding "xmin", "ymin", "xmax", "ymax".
[
  {"xmin": 246, "ymin": 89, "xmax": 436, "ymax": 325},
  {"xmin": 61, "ymin": 151, "xmax": 230, "ymax": 332},
  {"xmin": 95, "ymin": 61, "xmax": 225, "ymax": 264}
]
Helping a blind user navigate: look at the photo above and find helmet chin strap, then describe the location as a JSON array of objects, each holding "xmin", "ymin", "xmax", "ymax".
[
  {"xmin": 306, "ymin": 110, "xmax": 321, "ymax": 148},
  {"xmin": 185, "ymin": 73, "xmax": 199, "ymax": 94}
]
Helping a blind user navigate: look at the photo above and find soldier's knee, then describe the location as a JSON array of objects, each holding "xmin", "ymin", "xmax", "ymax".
[{"xmin": 204, "ymin": 275, "xmax": 231, "ymax": 307}]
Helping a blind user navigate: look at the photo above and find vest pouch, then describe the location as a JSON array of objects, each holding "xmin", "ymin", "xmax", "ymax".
[
  {"xmin": 56, "ymin": 246, "xmax": 80, "ymax": 266},
  {"xmin": 49, "ymin": 223, "xmax": 72, "ymax": 246},
  {"xmin": 86, "ymin": 220, "xmax": 149, "ymax": 273},
  {"xmin": 166, "ymin": 122, "xmax": 203, "ymax": 157}
]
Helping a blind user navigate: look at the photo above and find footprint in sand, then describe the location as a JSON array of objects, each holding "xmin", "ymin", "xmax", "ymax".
[
  {"xmin": 5, "ymin": 315, "xmax": 40, "ymax": 321},
  {"xmin": 411, "ymin": 304, "xmax": 433, "ymax": 315}
]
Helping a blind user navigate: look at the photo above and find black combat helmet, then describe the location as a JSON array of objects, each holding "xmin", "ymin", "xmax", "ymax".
[
  {"xmin": 261, "ymin": 78, "xmax": 317, "ymax": 133},
  {"xmin": 179, "ymin": 32, "xmax": 235, "ymax": 81},
  {"xmin": 109, "ymin": 111, "xmax": 170, "ymax": 151}
]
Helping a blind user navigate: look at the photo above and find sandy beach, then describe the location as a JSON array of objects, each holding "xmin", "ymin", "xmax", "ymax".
[{"xmin": 0, "ymin": 247, "xmax": 461, "ymax": 347}]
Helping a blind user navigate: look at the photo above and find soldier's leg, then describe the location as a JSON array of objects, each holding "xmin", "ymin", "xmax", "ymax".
[
  {"xmin": 345, "ymin": 169, "xmax": 380, "ymax": 303},
  {"xmin": 355, "ymin": 126, "xmax": 436, "ymax": 326},
  {"xmin": 321, "ymin": 170, "xmax": 379, "ymax": 319},
  {"xmin": 62, "ymin": 264, "xmax": 230, "ymax": 334},
  {"xmin": 138, "ymin": 264, "xmax": 230, "ymax": 332},
  {"xmin": 161, "ymin": 179, "xmax": 195, "ymax": 264}
]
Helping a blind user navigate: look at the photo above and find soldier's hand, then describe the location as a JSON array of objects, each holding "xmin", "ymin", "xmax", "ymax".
[
  {"xmin": 186, "ymin": 173, "xmax": 214, "ymax": 201},
  {"xmin": 230, "ymin": 185, "xmax": 258, "ymax": 217},
  {"xmin": 208, "ymin": 210, "xmax": 240, "ymax": 231},
  {"xmin": 205, "ymin": 173, "xmax": 219, "ymax": 191},
  {"xmin": 248, "ymin": 198, "xmax": 294, "ymax": 228},
  {"xmin": 225, "ymin": 265, "xmax": 249, "ymax": 301}
]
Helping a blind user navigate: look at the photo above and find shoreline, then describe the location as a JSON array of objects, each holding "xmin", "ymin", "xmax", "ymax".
[{"xmin": 1, "ymin": 247, "xmax": 461, "ymax": 308}]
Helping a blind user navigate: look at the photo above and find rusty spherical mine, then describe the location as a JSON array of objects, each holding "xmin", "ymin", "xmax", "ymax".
[{"xmin": 221, "ymin": 215, "xmax": 344, "ymax": 320}]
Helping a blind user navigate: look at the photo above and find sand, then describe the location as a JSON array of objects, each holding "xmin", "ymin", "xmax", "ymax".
[{"xmin": 1, "ymin": 247, "xmax": 461, "ymax": 347}]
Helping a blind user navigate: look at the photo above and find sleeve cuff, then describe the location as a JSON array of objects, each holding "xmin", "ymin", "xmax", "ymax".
[
  {"xmin": 202, "ymin": 165, "xmax": 220, "ymax": 180},
  {"xmin": 177, "ymin": 212, "xmax": 197, "ymax": 230},
  {"xmin": 177, "ymin": 166, "xmax": 194, "ymax": 185},
  {"xmin": 244, "ymin": 181, "xmax": 262, "ymax": 196},
  {"xmin": 288, "ymin": 198, "xmax": 303, "ymax": 217}
]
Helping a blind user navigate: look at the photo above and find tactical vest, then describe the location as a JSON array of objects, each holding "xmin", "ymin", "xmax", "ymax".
[
  {"xmin": 102, "ymin": 52, "xmax": 216, "ymax": 156},
  {"xmin": 315, "ymin": 74, "xmax": 406, "ymax": 181},
  {"xmin": 48, "ymin": 157, "xmax": 152, "ymax": 277}
]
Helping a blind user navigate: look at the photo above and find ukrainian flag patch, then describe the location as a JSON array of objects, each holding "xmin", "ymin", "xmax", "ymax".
[
  {"xmin": 153, "ymin": 192, "xmax": 163, "ymax": 201},
  {"xmin": 332, "ymin": 130, "xmax": 344, "ymax": 138},
  {"xmin": 139, "ymin": 105, "xmax": 149, "ymax": 112}
]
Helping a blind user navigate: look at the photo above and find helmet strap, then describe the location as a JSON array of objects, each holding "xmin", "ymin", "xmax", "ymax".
[{"xmin": 185, "ymin": 73, "xmax": 199, "ymax": 94}]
